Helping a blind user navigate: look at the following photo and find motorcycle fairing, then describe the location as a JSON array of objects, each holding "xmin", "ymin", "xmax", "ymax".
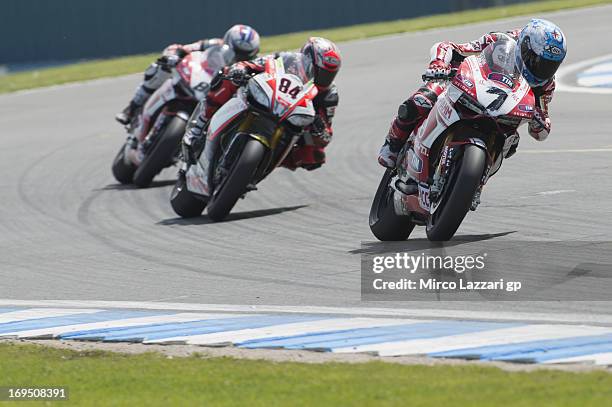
[
  {"xmin": 251, "ymin": 56, "xmax": 317, "ymax": 123},
  {"xmin": 185, "ymin": 97, "xmax": 248, "ymax": 195},
  {"xmin": 174, "ymin": 45, "xmax": 234, "ymax": 101}
]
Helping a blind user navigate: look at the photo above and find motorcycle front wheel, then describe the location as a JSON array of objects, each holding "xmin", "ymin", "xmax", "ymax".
[
  {"xmin": 206, "ymin": 138, "xmax": 265, "ymax": 222},
  {"xmin": 133, "ymin": 116, "xmax": 186, "ymax": 188},
  {"xmin": 111, "ymin": 144, "xmax": 136, "ymax": 184},
  {"xmin": 369, "ymin": 169, "xmax": 415, "ymax": 241},
  {"xmin": 426, "ymin": 144, "xmax": 485, "ymax": 241},
  {"xmin": 170, "ymin": 172, "xmax": 207, "ymax": 218}
]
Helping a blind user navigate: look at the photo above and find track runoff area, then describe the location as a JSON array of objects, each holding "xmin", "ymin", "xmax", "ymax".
[{"xmin": 0, "ymin": 5, "xmax": 611, "ymax": 368}]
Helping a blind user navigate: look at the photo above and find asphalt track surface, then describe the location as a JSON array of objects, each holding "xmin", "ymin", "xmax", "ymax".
[{"xmin": 1, "ymin": 6, "xmax": 611, "ymax": 318}]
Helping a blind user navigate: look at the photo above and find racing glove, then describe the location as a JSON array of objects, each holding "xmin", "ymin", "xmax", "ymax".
[
  {"xmin": 528, "ymin": 107, "xmax": 550, "ymax": 141},
  {"xmin": 227, "ymin": 65, "xmax": 249, "ymax": 86},
  {"xmin": 158, "ymin": 45, "xmax": 188, "ymax": 68},
  {"xmin": 423, "ymin": 59, "xmax": 452, "ymax": 81}
]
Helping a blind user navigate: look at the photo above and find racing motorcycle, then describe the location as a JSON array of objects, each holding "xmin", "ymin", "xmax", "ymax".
[
  {"xmin": 370, "ymin": 37, "xmax": 535, "ymax": 241},
  {"xmin": 111, "ymin": 45, "xmax": 234, "ymax": 187},
  {"xmin": 170, "ymin": 54, "xmax": 318, "ymax": 221}
]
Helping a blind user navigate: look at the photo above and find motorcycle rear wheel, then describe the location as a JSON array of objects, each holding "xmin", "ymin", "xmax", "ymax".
[
  {"xmin": 111, "ymin": 144, "xmax": 136, "ymax": 184},
  {"xmin": 133, "ymin": 116, "xmax": 186, "ymax": 188},
  {"xmin": 369, "ymin": 169, "xmax": 415, "ymax": 241},
  {"xmin": 426, "ymin": 144, "xmax": 485, "ymax": 241},
  {"xmin": 206, "ymin": 138, "xmax": 265, "ymax": 222}
]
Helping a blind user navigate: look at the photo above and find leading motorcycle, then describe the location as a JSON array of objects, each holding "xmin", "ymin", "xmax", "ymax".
[
  {"xmin": 111, "ymin": 45, "xmax": 234, "ymax": 187},
  {"xmin": 370, "ymin": 37, "xmax": 535, "ymax": 241}
]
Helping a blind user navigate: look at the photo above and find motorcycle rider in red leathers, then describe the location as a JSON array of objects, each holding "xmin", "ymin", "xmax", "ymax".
[
  {"xmin": 378, "ymin": 19, "xmax": 567, "ymax": 172},
  {"xmin": 182, "ymin": 37, "xmax": 341, "ymax": 196},
  {"xmin": 115, "ymin": 25, "xmax": 261, "ymax": 125}
]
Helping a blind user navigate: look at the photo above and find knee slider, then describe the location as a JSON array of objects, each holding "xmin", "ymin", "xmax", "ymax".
[
  {"xmin": 397, "ymin": 99, "xmax": 419, "ymax": 121},
  {"xmin": 415, "ymin": 86, "xmax": 438, "ymax": 105}
]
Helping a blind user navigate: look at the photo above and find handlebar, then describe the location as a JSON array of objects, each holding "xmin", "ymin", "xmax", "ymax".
[
  {"xmin": 218, "ymin": 72, "xmax": 254, "ymax": 87},
  {"xmin": 421, "ymin": 68, "xmax": 458, "ymax": 83}
]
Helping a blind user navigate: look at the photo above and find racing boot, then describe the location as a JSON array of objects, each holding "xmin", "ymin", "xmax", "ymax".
[
  {"xmin": 378, "ymin": 139, "xmax": 403, "ymax": 168},
  {"xmin": 115, "ymin": 86, "xmax": 152, "ymax": 125},
  {"xmin": 395, "ymin": 177, "xmax": 418, "ymax": 195},
  {"xmin": 115, "ymin": 102, "xmax": 139, "ymax": 125},
  {"xmin": 182, "ymin": 114, "xmax": 209, "ymax": 165}
]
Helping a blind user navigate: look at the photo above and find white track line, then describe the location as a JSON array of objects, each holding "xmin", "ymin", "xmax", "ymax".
[
  {"xmin": 332, "ymin": 324, "xmax": 612, "ymax": 356},
  {"xmin": 145, "ymin": 317, "xmax": 419, "ymax": 345},
  {"xmin": 1, "ymin": 300, "xmax": 612, "ymax": 325},
  {"xmin": 0, "ymin": 308, "xmax": 100, "ymax": 324},
  {"xmin": 521, "ymin": 148, "xmax": 612, "ymax": 154},
  {"xmin": 1, "ymin": 313, "xmax": 241, "ymax": 339},
  {"xmin": 543, "ymin": 352, "xmax": 612, "ymax": 366},
  {"xmin": 535, "ymin": 190, "xmax": 575, "ymax": 196},
  {"xmin": 556, "ymin": 53, "xmax": 612, "ymax": 94}
]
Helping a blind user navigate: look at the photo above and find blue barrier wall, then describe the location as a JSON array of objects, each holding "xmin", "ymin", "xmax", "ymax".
[{"xmin": 1, "ymin": 0, "xmax": 534, "ymax": 65}]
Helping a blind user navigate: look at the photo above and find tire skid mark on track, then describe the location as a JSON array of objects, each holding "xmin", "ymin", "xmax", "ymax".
[{"xmin": 76, "ymin": 180, "xmax": 342, "ymax": 292}]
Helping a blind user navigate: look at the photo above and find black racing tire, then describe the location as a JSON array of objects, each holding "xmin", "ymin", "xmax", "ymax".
[
  {"xmin": 369, "ymin": 169, "xmax": 415, "ymax": 241},
  {"xmin": 111, "ymin": 144, "xmax": 136, "ymax": 184},
  {"xmin": 426, "ymin": 144, "xmax": 486, "ymax": 242},
  {"xmin": 170, "ymin": 172, "xmax": 207, "ymax": 218},
  {"xmin": 206, "ymin": 138, "xmax": 265, "ymax": 222},
  {"xmin": 132, "ymin": 116, "xmax": 186, "ymax": 188}
]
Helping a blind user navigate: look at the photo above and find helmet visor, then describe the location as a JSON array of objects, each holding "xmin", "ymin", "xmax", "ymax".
[
  {"xmin": 233, "ymin": 48, "xmax": 257, "ymax": 62},
  {"xmin": 521, "ymin": 39, "xmax": 562, "ymax": 81},
  {"xmin": 314, "ymin": 66, "xmax": 337, "ymax": 88}
]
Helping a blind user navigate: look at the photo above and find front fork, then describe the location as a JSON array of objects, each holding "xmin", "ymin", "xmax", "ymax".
[{"xmin": 394, "ymin": 137, "xmax": 492, "ymax": 216}]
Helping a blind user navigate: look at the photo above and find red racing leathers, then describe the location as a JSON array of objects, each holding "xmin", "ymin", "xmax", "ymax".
[{"xmin": 381, "ymin": 30, "xmax": 555, "ymax": 167}]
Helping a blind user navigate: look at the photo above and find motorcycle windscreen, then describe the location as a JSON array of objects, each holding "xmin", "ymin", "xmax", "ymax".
[
  {"xmin": 481, "ymin": 37, "xmax": 521, "ymax": 87},
  {"xmin": 278, "ymin": 52, "xmax": 314, "ymax": 84},
  {"xmin": 203, "ymin": 44, "xmax": 237, "ymax": 76}
]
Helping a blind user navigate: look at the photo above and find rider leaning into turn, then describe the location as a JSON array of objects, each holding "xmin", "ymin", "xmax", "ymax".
[
  {"xmin": 115, "ymin": 24, "xmax": 261, "ymax": 126},
  {"xmin": 378, "ymin": 18, "xmax": 568, "ymax": 168},
  {"xmin": 182, "ymin": 37, "xmax": 342, "ymax": 188}
]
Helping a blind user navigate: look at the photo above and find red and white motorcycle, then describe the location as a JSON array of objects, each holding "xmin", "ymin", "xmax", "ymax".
[
  {"xmin": 111, "ymin": 45, "xmax": 234, "ymax": 187},
  {"xmin": 170, "ymin": 53, "xmax": 318, "ymax": 221},
  {"xmin": 370, "ymin": 37, "xmax": 535, "ymax": 241}
]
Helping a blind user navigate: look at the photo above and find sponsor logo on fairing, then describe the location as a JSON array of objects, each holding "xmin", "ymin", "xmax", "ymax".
[
  {"xmin": 439, "ymin": 99, "xmax": 453, "ymax": 120},
  {"xmin": 518, "ymin": 104, "xmax": 534, "ymax": 112},
  {"xmin": 488, "ymin": 72, "xmax": 514, "ymax": 88},
  {"xmin": 418, "ymin": 184, "xmax": 430, "ymax": 210},
  {"xmin": 408, "ymin": 150, "xmax": 423, "ymax": 173},
  {"xmin": 455, "ymin": 73, "xmax": 474, "ymax": 88},
  {"xmin": 416, "ymin": 142, "xmax": 429, "ymax": 157}
]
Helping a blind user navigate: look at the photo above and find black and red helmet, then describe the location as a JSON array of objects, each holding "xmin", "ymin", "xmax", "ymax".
[{"xmin": 300, "ymin": 37, "xmax": 342, "ymax": 89}]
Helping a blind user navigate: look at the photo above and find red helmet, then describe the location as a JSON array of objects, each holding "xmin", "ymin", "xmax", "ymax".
[{"xmin": 300, "ymin": 37, "xmax": 341, "ymax": 89}]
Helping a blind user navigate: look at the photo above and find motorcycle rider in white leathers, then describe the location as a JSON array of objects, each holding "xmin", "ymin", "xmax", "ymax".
[{"xmin": 115, "ymin": 25, "xmax": 261, "ymax": 125}]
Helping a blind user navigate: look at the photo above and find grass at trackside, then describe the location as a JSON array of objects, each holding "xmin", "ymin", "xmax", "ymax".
[
  {"xmin": 1, "ymin": 0, "xmax": 611, "ymax": 95},
  {"xmin": 1, "ymin": 343, "xmax": 611, "ymax": 406}
]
